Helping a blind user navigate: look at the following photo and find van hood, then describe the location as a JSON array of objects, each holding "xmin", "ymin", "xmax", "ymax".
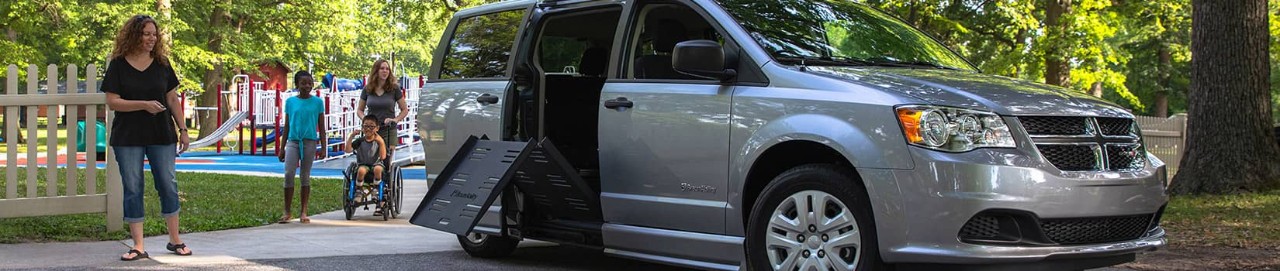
[{"xmin": 806, "ymin": 67, "xmax": 1133, "ymax": 118}]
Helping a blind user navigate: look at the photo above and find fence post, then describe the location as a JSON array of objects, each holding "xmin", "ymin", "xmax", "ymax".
[
  {"xmin": 4, "ymin": 65, "xmax": 17, "ymax": 199},
  {"xmin": 86, "ymin": 64, "xmax": 98, "ymax": 196},
  {"xmin": 106, "ymin": 93, "xmax": 122, "ymax": 231},
  {"xmin": 24, "ymin": 66, "xmax": 37, "ymax": 198}
]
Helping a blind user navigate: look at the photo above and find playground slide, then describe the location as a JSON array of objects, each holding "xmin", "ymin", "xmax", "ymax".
[
  {"xmin": 189, "ymin": 111, "xmax": 250, "ymax": 150},
  {"xmin": 256, "ymin": 129, "xmax": 280, "ymax": 146}
]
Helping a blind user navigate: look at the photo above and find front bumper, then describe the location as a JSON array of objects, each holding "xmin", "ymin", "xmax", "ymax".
[{"xmin": 868, "ymin": 147, "xmax": 1169, "ymax": 266}]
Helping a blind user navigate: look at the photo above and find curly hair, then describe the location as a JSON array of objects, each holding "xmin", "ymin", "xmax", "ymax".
[
  {"xmin": 364, "ymin": 59, "xmax": 399, "ymax": 94},
  {"xmin": 109, "ymin": 15, "xmax": 170, "ymax": 65}
]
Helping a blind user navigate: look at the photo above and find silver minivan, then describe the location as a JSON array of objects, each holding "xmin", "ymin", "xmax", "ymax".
[{"xmin": 411, "ymin": 0, "xmax": 1169, "ymax": 270}]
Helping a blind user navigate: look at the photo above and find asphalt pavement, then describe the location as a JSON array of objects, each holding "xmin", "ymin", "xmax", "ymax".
[{"xmin": 0, "ymin": 174, "xmax": 1136, "ymax": 271}]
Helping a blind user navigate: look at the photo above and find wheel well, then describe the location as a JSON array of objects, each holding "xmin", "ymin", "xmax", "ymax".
[{"xmin": 741, "ymin": 140, "xmax": 856, "ymax": 224}]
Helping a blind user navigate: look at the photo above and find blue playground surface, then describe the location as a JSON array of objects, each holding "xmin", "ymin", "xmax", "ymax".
[
  {"xmin": 177, "ymin": 151, "xmax": 429, "ymax": 180},
  {"xmin": 49, "ymin": 152, "xmax": 429, "ymax": 180}
]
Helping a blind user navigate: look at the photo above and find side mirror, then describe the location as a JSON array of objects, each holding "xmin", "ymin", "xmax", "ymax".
[{"xmin": 672, "ymin": 40, "xmax": 737, "ymax": 81}]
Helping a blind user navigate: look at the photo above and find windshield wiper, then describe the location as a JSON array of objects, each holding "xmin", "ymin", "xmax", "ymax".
[
  {"xmin": 776, "ymin": 56, "xmax": 873, "ymax": 68},
  {"xmin": 858, "ymin": 56, "xmax": 962, "ymax": 70}
]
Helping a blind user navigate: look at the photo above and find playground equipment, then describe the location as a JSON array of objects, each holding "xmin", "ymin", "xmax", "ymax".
[{"xmin": 178, "ymin": 73, "xmax": 426, "ymax": 164}]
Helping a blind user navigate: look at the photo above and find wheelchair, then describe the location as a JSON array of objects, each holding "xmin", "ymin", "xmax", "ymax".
[{"xmin": 341, "ymin": 148, "xmax": 404, "ymax": 221}]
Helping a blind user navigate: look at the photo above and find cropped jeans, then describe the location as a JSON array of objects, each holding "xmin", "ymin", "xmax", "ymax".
[{"xmin": 113, "ymin": 144, "xmax": 180, "ymax": 223}]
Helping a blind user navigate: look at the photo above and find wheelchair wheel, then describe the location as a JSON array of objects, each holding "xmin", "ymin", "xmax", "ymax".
[
  {"xmin": 381, "ymin": 201, "xmax": 390, "ymax": 221},
  {"xmin": 342, "ymin": 179, "xmax": 355, "ymax": 221},
  {"xmin": 392, "ymin": 167, "xmax": 404, "ymax": 217}
]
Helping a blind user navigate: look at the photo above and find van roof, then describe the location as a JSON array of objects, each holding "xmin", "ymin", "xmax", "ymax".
[
  {"xmin": 457, "ymin": 0, "xmax": 536, "ymax": 16},
  {"xmin": 458, "ymin": 0, "xmax": 625, "ymax": 15}
]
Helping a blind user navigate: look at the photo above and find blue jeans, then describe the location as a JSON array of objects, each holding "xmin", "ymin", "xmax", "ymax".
[{"xmin": 113, "ymin": 144, "xmax": 180, "ymax": 223}]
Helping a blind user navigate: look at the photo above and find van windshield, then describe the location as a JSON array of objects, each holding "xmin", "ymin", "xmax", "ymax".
[{"xmin": 716, "ymin": 0, "xmax": 975, "ymax": 71}]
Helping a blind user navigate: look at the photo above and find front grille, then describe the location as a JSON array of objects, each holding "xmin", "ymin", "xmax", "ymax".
[
  {"xmin": 1020, "ymin": 116, "xmax": 1090, "ymax": 135},
  {"xmin": 1097, "ymin": 118, "xmax": 1135, "ymax": 136},
  {"xmin": 1037, "ymin": 145, "xmax": 1099, "ymax": 171},
  {"xmin": 1020, "ymin": 116, "xmax": 1145, "ymax": 172},
  {"xmin": 1041, "ymin": 214, "xmax": 1153, "ymax": 245},
  {"xmin": 959, "ymin": 215, "xmax": 1000, "ymax": 239},
  {"xmin": 1106, "ymin": 144, "xmax": 1145, "ymax": 171}
]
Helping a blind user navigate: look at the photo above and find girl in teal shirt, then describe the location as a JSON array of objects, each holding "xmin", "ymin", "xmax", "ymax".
[{"xmin": 278, "ymin": 70, "xmax": 324, "ymax": 223}]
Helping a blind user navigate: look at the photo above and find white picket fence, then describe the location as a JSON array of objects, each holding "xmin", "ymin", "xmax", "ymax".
[
  {"xmin": 0, "ymin": 64, "xmax": 122, "ymax": 231},
  {"xmin": 1136, "ymin": 114, "xmax": 1188, "ymax": 176}
]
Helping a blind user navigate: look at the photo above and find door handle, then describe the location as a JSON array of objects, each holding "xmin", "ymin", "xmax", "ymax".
[
  {"xmin": 476, "ymin": 94, "xmax": 499, "ymax": 105},
  {"xmin": 603, "ymin": 97, "xmax": 634, "ymax": 109}
]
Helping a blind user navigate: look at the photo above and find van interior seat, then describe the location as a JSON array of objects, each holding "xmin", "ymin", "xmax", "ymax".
[
  {"xmin": 634, "ymin": 19, "xmax": 693, "ymax": 80},
  {"xmin": 544, "ymin": 47, "xmax": 609, "ymax": 170}
]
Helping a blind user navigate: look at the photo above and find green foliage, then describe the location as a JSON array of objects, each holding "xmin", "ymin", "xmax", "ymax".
[
  {"xmin": 1, "ymin": 0, "xmax": 495, "ymax": 97},
  {"xmin": 1271, "ymin": 1, "xmax": 1280, "ymax": 125},
  {"xmin": 862, "ymin": 0, "xmax": 1202, "ymax": 116}
]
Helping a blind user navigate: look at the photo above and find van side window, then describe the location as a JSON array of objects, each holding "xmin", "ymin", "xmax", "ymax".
[
  {"xmin": 627, "ymin": 4, "xmax": 724, "ymax": 80},
  {"xmin": 439, "ymin": 9, "xmax": 526, "ymax": 79}
]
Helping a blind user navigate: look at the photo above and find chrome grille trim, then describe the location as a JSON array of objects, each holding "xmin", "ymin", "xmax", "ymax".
[{"xmin": 1019, "ymin": 116, "xmax": 1146, "ymax": 172}]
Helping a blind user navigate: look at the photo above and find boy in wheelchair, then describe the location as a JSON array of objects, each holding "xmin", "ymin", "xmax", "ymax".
[{"xmin": 346, "ymin": 115, "xmax": 387, "ymax": 188}]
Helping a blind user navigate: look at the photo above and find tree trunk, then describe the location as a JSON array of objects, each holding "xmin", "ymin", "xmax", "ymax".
[
  {"xmin": 197, "ymin": 7, "xmax": 229, "ymax": 139},
  {"xmin": 1171, "ymin": 0, "xmax": 1280, "ymax": 194},
  {"xmin": 1044, "ymin": 0, "xmax": 1072, "ymax": 88},
  {"xmin": 1154, "ymin": 42, "xmax": 1172, "ymax": 118}
]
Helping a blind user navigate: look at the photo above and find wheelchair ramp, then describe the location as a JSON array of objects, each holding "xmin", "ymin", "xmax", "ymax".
[
  {"xmin": 512, "ymin": 138, "xmax": 602, "ymax": 221},
  {"xmin": 410, "ymin": 136, "xmax": 533, "ymax": 235},
  {"xmin": 410, "ymin": 137, "xmax": 602, "ymax": 236}
]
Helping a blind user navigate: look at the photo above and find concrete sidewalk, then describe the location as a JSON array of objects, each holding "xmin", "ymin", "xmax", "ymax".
[{"xmin": 0, "ymin": 179, "xmax": 549, "ymax": 269}]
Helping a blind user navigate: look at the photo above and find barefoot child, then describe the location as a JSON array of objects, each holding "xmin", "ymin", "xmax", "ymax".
[
  {"xmin": 346, "ymin": 115, "xmax": 387, "ymax": 189},
  {"xmin": 278, "ymin": 71, "xmax": 324, "ymax": 224}
]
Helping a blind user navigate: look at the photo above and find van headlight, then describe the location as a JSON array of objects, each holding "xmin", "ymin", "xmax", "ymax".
[{"xmin": 895, "ymin": 105, "xmax": 1016, "ymax": 152}]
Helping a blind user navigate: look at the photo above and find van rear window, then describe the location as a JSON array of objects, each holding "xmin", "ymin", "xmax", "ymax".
[{"xmin": 439, "ymin": 9, "xmax": 526, "ymax": 79}]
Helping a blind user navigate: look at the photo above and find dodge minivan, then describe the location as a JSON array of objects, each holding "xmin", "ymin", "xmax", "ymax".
[{"xmin": 411, "ymin": 0, "xmax": 1168, "ymax": 270}]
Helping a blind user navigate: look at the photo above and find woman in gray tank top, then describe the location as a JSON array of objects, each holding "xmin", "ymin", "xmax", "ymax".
[{"xmin": 355, "ymin": 59, "xmax": 409, "ymax": 156}]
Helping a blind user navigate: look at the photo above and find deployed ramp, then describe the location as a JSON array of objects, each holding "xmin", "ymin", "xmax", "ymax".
[
  {"xmin": 410, "ymin": 136, "xmax": 602, "ymax": 236},
  {"xmin": 411, "ymin": 136, "xmax": 531, "ymax": 235},
  {"xmin": 189, "ymin": 111, "xmax": 249, "ymax": 150}
]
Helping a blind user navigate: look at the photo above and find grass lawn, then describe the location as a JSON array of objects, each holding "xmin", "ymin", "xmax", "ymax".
[
  {"xmin": 1162, "ymin": 190, "xmax": 1280, "ymax": 249},
  {"xmin": 0, "ymin": 167, "xmax": 342, "ymax": 243}
]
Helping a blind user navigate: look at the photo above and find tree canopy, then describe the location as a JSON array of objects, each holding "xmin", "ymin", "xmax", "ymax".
[{"xmin": 2, "ymin": 0, "xmax": 1278, "ymax": 124}]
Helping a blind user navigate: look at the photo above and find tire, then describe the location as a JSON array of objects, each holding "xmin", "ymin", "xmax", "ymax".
[
  {"xmin": 343, "ymin": 179, "xmax": 355, "ymax": 221},
  {"xmin": 381, "ymin": 202, "xmax": 390, "ymax": 221},
  {"xmin": 394, "ymin": 168, "xmax": 404, "ymax": 216},
  {"xmin": 745, "ymin": 164, "xmax": 883, "ymax": 271},
  {"xmin": 457, "ymin": 232, "xmax": 519, "ymax": 258}
]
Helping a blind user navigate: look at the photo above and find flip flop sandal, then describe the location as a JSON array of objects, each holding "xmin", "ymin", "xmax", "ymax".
[
  {"xmin": 166, "ymin": 243, "xmax": 193, "ymax": 256},
  {"xmin": 278, "ymin": 216, "xmax": 292, "ymax": 224},
  {"xmin": 120, "ymin": 249, "xmax": 149, "ymax": 261},
  {"xmin": 300, "ymin": 217, "xmax": 311, "ymax": 224}
]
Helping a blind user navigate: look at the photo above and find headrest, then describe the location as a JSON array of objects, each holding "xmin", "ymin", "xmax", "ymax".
[
  {"xmin": 578, "ymin": 47, "xmax": 609, "ymax": 77},
  {"xmin": 648, "ymin": 19, "xmax": 687, "ymax": 54}
]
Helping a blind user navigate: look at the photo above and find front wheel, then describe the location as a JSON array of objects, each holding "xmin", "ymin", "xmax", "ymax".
[
  {"xmin": 342, "ymin": 179, "xmax": 355, "ymax": 220},
  {"xmin": 457, "ymin": 232, "xmax": 519, "ymax": 258},
  {"xmin": 746, "ymin": 164, "xmax": 883, "ymax": 271}
]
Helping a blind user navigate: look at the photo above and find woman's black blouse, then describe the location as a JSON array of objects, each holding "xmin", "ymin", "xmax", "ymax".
[{"xmin": 102, "ymin": 57, "xmax": 180, "ymax": 146}]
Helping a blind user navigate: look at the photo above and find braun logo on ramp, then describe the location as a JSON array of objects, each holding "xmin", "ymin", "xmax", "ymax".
[{"xmin": 450, "ymin": 190, "xmax": 478, "ymax": 200}]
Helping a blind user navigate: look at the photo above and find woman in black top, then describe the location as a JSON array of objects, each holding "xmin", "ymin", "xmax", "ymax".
[
  {"xmin": 355, "ymin": 59, "xmax": 410, "ymax": 159},
  {"xmin": 102, "ymin": 15, "xmax": 193, "ymax": 261}
]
